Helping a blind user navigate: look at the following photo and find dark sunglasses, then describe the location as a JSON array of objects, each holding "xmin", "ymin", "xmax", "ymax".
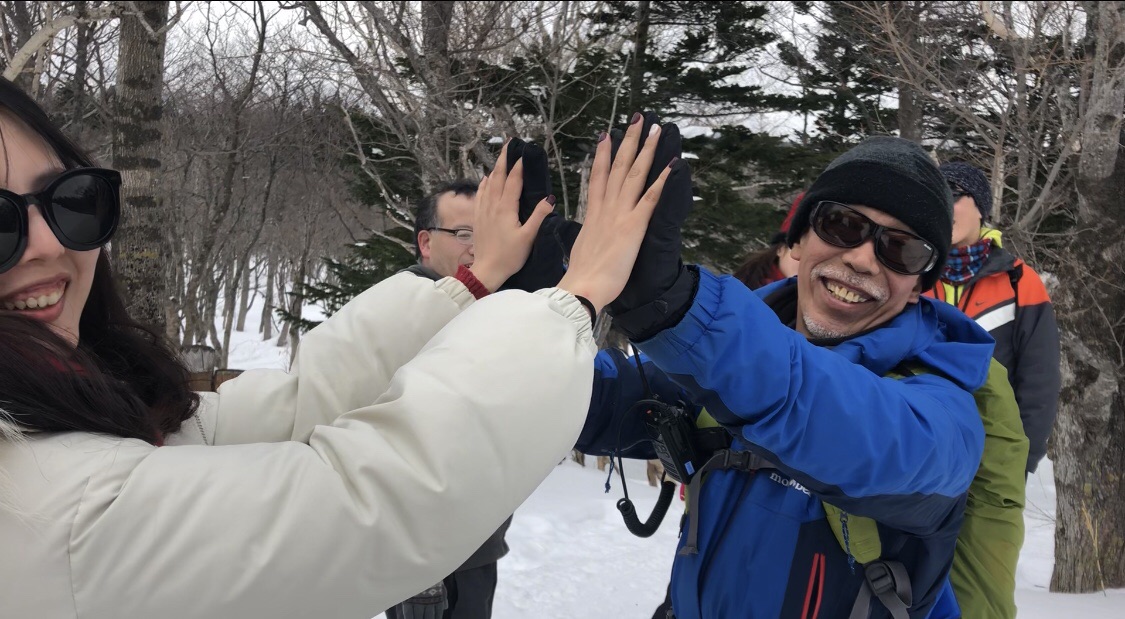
[
  {"xmin": 810, "ymin": 201, "xmax": 938, "ymax": 276},
  {"xmin": 0, "ymin": 168, "xmax": 121, "ymax": 273}
]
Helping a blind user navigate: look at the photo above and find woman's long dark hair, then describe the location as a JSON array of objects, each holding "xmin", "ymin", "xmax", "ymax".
[
  {"xmin": 733, "ymin": 235, "xmax": 788, "ymax": 290},
  {"xmin": 0, "ymin": 77, "xmax": 197, "ymax": 444}
]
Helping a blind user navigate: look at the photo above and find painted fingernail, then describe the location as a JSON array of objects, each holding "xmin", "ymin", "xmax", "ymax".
[
  {"xmin": 597, "ymin": 131, "xmax": 608, "ymax": 143},
  {"xmin": 546, "ymin": 194, "xmax": 557, "ymax": 206},
  {"xmin": 630, "ymin": 112, "xmax": 642, "ymax": 125},
  {"xmin": 668, "ymin": 157, "xmax": 680, "ymax": 168}
]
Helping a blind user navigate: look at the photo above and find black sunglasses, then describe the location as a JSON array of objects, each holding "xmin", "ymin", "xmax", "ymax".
[
  {"xmin": 810, "ymin": 201, "xmax": 938, "ymax": 276},
  {"xmin": 0, "ymin": 168, "xmax": 121, "ymax": 273}
]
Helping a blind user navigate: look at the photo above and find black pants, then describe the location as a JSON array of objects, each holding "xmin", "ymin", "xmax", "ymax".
[
  {"xmin": 386, "ymin": 562, "xmax": 499, "ymax": 619},
  {"xmin": 652, "ymin": 581, "xmax": 673, "ymax": 619}
]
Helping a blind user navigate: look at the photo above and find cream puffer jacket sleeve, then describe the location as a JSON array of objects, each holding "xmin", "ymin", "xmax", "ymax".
[
  {"xmin": 183, "ymin": 272, "xmax": 488, "ymax": 446},
  {"xmin": 0, "ymin": 273, "xmax": 595, "ymax": 619}
]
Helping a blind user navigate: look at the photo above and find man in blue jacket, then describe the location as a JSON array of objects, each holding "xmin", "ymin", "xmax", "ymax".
[{"xmin": 578, "ymin": 131, "xmax": 993, "ymax": 618}]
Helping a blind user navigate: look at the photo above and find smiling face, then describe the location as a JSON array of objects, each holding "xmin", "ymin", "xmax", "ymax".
[
  {"xmin": 418, "ymin": 191, "xmax": 476, "ymax": 278},
  {"xmin": 790, "ymin": 203, "xmax": 924, "ymax": 340},
  {"xmin": 0, "ymin": 112, "xmax": 99, "ymax": 346}
]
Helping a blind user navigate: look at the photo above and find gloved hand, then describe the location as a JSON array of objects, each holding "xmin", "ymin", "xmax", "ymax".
[
  {"xmin": 499, "ymin": 137, "xmax": 582, "ymax": 293},
  {"xmin": 605, "ymin": 112, "xmax": 697, "ymax": 341},
  {"xmin": 394, "ymin": 582, "xmax": 448, "ymax": 619}
]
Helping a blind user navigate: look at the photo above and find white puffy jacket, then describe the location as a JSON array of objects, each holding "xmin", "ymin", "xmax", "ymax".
[{"xmin": 0, "ymin": 273, "xmax": 595, "ymax": 619}]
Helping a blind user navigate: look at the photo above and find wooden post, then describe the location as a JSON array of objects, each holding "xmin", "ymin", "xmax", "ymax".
[{"xmin": 182, "ymin": 344, "xmax": 218, "ymax": 392}]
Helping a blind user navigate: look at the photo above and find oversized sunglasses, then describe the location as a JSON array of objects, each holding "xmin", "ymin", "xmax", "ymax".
[
  {"xmin": 0, "ymin": 168, "xmax": 121, "ymax": 274},
  {"xmin": 810, "ymin": 201, "xmax": 939, "ymax": 276}
]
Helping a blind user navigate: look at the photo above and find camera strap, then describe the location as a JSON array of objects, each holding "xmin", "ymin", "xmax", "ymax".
[{"xmin": 610, "ymin": 348, "xmax": 682, "ymax": 538}]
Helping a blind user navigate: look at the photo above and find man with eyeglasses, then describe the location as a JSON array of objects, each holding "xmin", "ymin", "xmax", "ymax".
[
  {"xmin": 409, "ymin": 180, "xmax": 479, "ymax": 282},
  {"xmin": 579, "ymin": 136, "xmax": 994, "ymax": 618},
  {"xmin": 388, "ymin": 179, "xmax": 510, "ymax": 619}
]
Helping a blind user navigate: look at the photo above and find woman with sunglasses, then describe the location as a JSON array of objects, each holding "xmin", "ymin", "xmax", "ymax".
[{"xmin": 0, "ymin": 77, "xmax": 676, "ymax": 618}]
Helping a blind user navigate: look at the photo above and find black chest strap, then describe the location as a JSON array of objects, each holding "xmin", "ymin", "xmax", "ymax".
[
  {"xmin": 679, "ymin": 449, "xmax": 775, "ymax": 555},
  {"xmin": 850, "ymin": 560, "xmax": 912, "ymax": 619}
]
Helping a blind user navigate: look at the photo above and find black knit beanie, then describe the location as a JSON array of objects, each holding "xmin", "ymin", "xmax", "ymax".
[
  {"xmin": 786, "ymin": 136, "xmax": 953, "ymax": 289},
  {"xmin": 939, "ymin": 162, "xmax": 992, "ymax": 220}
]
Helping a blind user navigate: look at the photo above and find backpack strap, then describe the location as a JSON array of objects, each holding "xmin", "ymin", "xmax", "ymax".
[
  {"xmin": 679, "ymin": 449, "xmax": 774, "ymax": 555},
  {"xmin": 1008, "ymin": 263, "xmax": 1024, "ymax": 329},
  {"xmin": 849, "ymin": 560, "xmax": 913, "ymax": 619}
]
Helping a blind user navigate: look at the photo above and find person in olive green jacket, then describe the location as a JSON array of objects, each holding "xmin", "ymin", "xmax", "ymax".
[{"xmin": 944, "ymin": 358, "xmax": 1028, "ymax": 619}]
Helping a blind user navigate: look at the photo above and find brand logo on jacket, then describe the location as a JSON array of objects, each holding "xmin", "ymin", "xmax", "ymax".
[{"xmin": 769, "ymin": 471, "xmax": 811, "ymax": 496}]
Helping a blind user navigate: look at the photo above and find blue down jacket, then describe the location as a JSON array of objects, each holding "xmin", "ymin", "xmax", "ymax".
[{"xmin": 578, "ymin": 270, "xmax": 992, "ymax": 618}]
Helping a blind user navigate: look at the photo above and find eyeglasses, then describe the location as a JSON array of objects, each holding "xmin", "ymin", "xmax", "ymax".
[
  {"xmin": 0, "ymin": 168, "xmax": 121, "ymax": 274},
  {"xmin": 428, "ymin": 227, "xmax": 473, "ymax": 245},
  {"xmin": 809, "ymin": 201, "xmax": 938, "ymax": 276}
]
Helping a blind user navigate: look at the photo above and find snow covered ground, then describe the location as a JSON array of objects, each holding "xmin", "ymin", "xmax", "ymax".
[
  {"xmin": 489, "ymin": 458, "xmax": 1124, "ymax": 618},
  {"xmin": 220, "ymin": 294, "xmax": 1124, "ymax": 618}
]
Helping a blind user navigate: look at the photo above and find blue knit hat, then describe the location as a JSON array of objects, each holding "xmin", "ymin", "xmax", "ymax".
[{"xmin": 939, "ymin": 162, "xmax": 992, "ymax": 221}]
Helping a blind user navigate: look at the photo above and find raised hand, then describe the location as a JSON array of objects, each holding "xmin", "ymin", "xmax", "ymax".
[
  {"xmin": 605, "ymin": 112, "xmax": 696, "ymax": 340},
  {"xmin": 499, "ymin": 137, "xmax": 582, "ymax": 293},
  {"xmin": 469, "ymin": 141, "xmax": 556, "ymax": 292},
  {"xmin": 556, "ymin": 113, "xmax": 675, "ymax": 314}
]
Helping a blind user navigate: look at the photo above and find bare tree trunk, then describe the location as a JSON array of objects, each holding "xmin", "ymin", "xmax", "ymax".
[
  {"xmin": 1050, "ymin": 0, "xmax": 1125, "ymax": 593},
  {"xmin": 277, "ymin": 250, "xmax": 309, "ymax": 360},
  {"xmin": 110, "ymin": 0, "xmax": 169, "ymax": 333},
  {"xmin": 892, "ymin": 2, "xmax": 923, "ymax": 141},
  {"xmin": 220, "ymin": 265, "xmax": 236, "ymax": 368},
  {"xmin": 4, "ymin": 1, "xmax": 37, "ymax": 91},
  {"xmin": 896, "ymin": 83, "xmax": 922, "ymax": 142},
  {"xmin": 627, "ymin": 0, "xmax": 651, "ymax": 113},
  {"xmin": 421, "ymin": 0, "xmax": 454, "ymax": 189},
  {"xmin": 261, "ymin": 253, "xmax": 276, "ymax": 340},
  {"xmin": 166, "ymin": 225, "xmax": 184, "ymax": 343},
  {"xmin": 69, "ymin": 1, "xmax": 92, "ymax": 136},
  {"xmin": 236, "ymin": 256, "xmax": 253, "ymax": 332}
]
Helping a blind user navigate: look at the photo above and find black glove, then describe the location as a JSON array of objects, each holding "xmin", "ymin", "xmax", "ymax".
[
  {"xmin": 394, "ymin": 582, "xmax": 448, "ymax": 619},
  {"xmin": 499, "ymin": 137, "xmax": 582, "ymax": 293},
  {"xmin": 605, "ymin": 112, "xmax": 698, "ymax": 341}
]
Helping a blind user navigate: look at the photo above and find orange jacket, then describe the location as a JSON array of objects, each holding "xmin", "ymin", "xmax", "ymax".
[{"xmin": 925, "ymin": 228, "xmax": 1060, "ymax": 473}]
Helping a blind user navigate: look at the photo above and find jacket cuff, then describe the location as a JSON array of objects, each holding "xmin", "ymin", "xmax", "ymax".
[
  {"xmin": 437, "ymin": 275, "xmax": 482, "ymax": 310},
  {"xmin": 455, "ymin": 265, "xmax": 491, "ymax": 299},
  {"xmin": 610, "ymin": 266, "xmax": 699, "ymax": 341},
  {"xmin": 534, "ymin": 288, "xmax": 595, "ymax": 345},
  {"xmin": 635, "ymin": 267, "xmax": 722, "ymax": 360}
]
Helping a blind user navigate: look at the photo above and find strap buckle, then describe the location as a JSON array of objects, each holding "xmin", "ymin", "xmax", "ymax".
[
  {"xmin": 721, "ymin": 449, "xmax": 754, "ymax": 470},
  {"xmin": 864, "ymin": 561, "xmax": 897, "ymax": 596}
]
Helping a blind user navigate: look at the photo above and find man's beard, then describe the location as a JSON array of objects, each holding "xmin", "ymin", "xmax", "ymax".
[
  {"xmin": 801, "ymin": 313, "xmax": 852, "ymax": 340},
  {"xmin": 802, "ymin": 264, "xmax": 889, "ymax": 340}
]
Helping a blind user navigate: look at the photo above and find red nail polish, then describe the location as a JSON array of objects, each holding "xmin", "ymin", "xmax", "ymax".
[
  {"xmin": 668, "ymin": 157, "xmax": 680, "ymax": 168},
  {"xmin": 597, "ymin": 131, "xmax": 608, "ymax": 143},
  {"xmin": 546, "ymin": 194, "xmax": 557, "ymax": 206},
  {"xmin": 630, "ymin": 112, "xmax": 642, "ymax": 125}
]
